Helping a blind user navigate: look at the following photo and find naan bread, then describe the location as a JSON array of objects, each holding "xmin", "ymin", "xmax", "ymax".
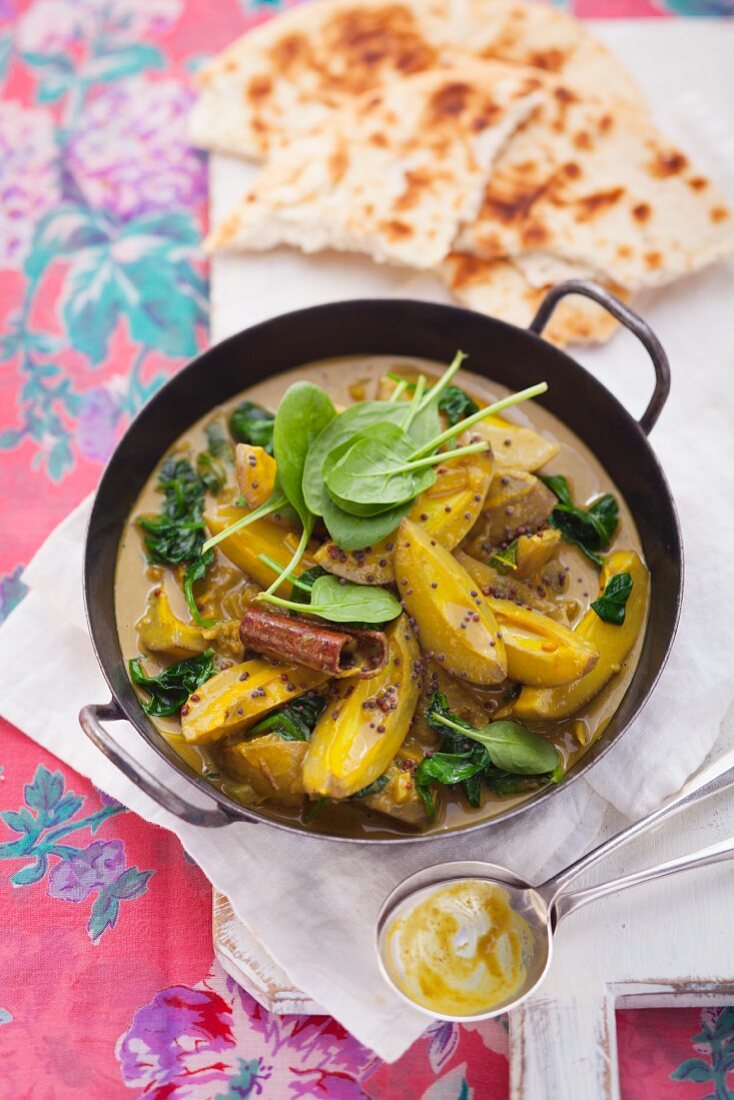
[
  {"xmin": 441, "ymin": 252, "xmax": 624, "ymax": 345},
  {"xmin": 206, "ymin": 64, "xmax": 543, "ymax": 270},
  {"xmin": 190, "ymin": 0, "xmax": 642, "ymax": 160},
  {"xmin": 190, "ymin": 0, "xmax": 449, "ymax": 160},
  {"xmin": 456, "ymin": 73, "xmax": 734, "ymax": 291},
  {"xmin": 444, "ymin": 0, "xmax": 642, "ymax": 107}
]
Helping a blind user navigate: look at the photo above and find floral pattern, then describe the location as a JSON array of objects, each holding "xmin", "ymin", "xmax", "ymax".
[
  {"xmin": 0, "ymin": 764, "xmax": 153, "ymax": 941},
  {"xmin": 0, "ymin": 0, "xmax": 731, "ymax": 1097}
]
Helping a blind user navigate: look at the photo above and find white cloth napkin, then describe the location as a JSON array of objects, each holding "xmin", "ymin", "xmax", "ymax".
[{"xmin": 2, "ymin": 27, "xmax": 734, "ymax": 1056}]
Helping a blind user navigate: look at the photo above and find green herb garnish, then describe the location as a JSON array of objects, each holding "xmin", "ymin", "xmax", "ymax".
[
  {"xmin": 591, "ymin": 571, "xmax": 633, "ymax": 624},
  {"xmin": 249, "ymin": 692, "xmax": 327, "ymax": 741},
  {"xmin": 129, "ymin": 650, "xmax": 216, "ymax": 717}
]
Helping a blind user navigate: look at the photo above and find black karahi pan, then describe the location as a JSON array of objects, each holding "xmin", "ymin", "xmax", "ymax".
[{"xmin": 79, "ymin": 281, "xmax": 682, "ymax": 842}]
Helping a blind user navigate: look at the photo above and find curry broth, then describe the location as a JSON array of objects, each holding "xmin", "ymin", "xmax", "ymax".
[{"xmin": 115, "ymin": 356, "xmax": 648, "ymax": 837}]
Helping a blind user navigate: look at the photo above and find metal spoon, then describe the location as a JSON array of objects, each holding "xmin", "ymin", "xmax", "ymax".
[{"xmin": 376, "ymin": 752, "xmax": 734, "ymax": 1021}]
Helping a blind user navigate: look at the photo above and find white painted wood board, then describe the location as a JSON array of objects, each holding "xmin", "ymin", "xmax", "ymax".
[{"xmin": 209, "ymin": 19, "xmax": 734, "ymax": 1096}]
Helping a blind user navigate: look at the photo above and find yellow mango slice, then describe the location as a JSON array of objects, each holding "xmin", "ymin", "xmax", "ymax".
[
  {"xmin": 302, "ymin": 615, "xmax": 421, "ymax": 799},
  {"xmin": 473, "ymin": 416, "xmax": 560, "ymax": 472},
  {"xmin": 359, "ymin": 758, "xmax": 428, "ymax": 828},
  {"xmin": 314, "ymin": 449, "xmax": 493, "ymax": 586},
  {"xmin": 483, "ymin": 470, "xmax": 557, "ymax": 544},
  {"xmin": 395, "ymin": 520, "xmax": 507, "ymax": 685},
  {"xmin": 136, "ymin": 589, "xmax": 207, "ymax": 661},
  {"xmin": 514, "ymin": 550, "xmax": 649, "ymax": 720},
  {"xmin": 204, "ymin": 505, "xmax": 316, "ymax": 594},
  {"xmin": 487, "ymin": 598, "xmax": 598, "ymax": 687},
  {"xmin": 235, "ymin": 444, "xmax": 277, "ymax": 510},
  {"xmin": 221, "ymin": 734, "xmax": 308, "ymax": 807},
  {"xmin": 454, "ymin": 550, "xmax": 564, "ymax": 619},
  {"xmin": 514, "ymin": 528, "xmax": 562, "ymax": 579},
  {"xmin": 181, "ymin": 659, "xmax": 328, "ymax": 745}
]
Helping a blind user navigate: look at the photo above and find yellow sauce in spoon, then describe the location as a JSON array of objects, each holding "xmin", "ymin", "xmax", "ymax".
[{"xmin": 383, "ymin": 879, "xmax": 535, "ymax": 1016}]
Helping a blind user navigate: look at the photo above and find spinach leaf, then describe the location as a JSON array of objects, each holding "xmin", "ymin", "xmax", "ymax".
[
  {"xmin": 286, "ymin": 565, "xmax": 328, "ymax": 606},
  {"xmin": 183, "ymin": 549, "xmax": 216, "ymax": 627},
  {"xmin": 324, "ymin": 423, "xmax": 441, "ymax": 514},
  {"xmin": 302, "ymin": 402, "xmax": 419, "ymax": 517},
  {"xmin": 415, "ymin": 752, "xmax": 486, "ymax": 818},
  {"xmin": 438, "ymin": 385, "xmax": 479, "ymax": 426},
  {"xmin": 419, "ymin": 692, "xmax": 560, "ymax": 812},
  {"xmin": 196, "ymin": 451, "xmax": 227, "ymax": 495},
  {"xmin": 264, "ymin": 382, "xmax": 336, "ymax": 597},
  {"xmin": 458, "ymin": 720, "xmax": 560, "ymax": 774},
  {"xmin": 229, "ymin": 400, "xmax": 275, "ymax": 454},
  {"xmin": 129, "ymin": 650, "xmax": 216, "ymax": 717},
  {"xmin": 352, "ymin": 774, "xmax": 390, "ymax": 799},
  {"xmin": 541, "ymin": 475, "xmax": 619, "ymax": 567},
  {"xmin": 591, "ymin": 571, "xmax": 633, "ymax": 625},
  {"xmin": 138, "ymin": 458, "xmax": 208, "ymax": 566},
  {"xmin": 321, "ymin": 491, "xmax": 413, "ymax": 552},
  {"xmin": 265, "ymin": 573, "xmax": 402, "ymax": 624},
  {"xmin": 204, "ymin": 416, "xmax": 235, "ymax": 463},
  {"xmin": 248, "ymin": 691, "xmax": 326, "ymax": 741},
  {"xmin": 137, "ymin": 457, "xmax": 217, "ymax": 622}
]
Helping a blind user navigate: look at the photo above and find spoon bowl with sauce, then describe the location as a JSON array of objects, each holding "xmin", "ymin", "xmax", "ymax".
[{"xmin": 377, "ymin": 754, "xmax": 734, "ymax": 1019}]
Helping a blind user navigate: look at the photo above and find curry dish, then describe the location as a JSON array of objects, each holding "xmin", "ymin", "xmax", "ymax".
[{"xmin": 115, "ymin": 355, "xmax": 649, "ymax": 837}]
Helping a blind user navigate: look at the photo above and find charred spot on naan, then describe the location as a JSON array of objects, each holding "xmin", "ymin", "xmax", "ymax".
[{"xmin": 647, "ymin": 149, "xmax": 688, "ymax": 179}]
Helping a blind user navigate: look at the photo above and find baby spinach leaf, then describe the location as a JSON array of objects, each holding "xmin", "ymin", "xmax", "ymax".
[
  {"xmin": 274, "ymin": 382, "xmax": 336, "ymax": 521},
  {"xmin": 324, "ymin": 423, "xmax": 438, "ymax": 513},
  {"xmin": 265, "ymin": 382, "xmax": 337, "ymax": 596},
  {"xmin": 591, "ymin": 571, "xmax": 633, "ymax": 625},
  {"xmin": 129, "ymin": 650, "xmax": 216, "ymax": 718},
  {"xmin": 427, "ymin": 692, "xmax": 559, "ymax": 774},
  {"xmin": 541, "ymin": 475, "xmax": 619, "ymax": 567},
  {"xmin": 263, "ymin": 573, "xmax": 402, "ymax": 624},
  {"xmin": 302, "ymin": 402, "xmax": 417, "ymax": 517},
  {"xmin": 463, "ymin": 721, "xmax": 560, "ymax": 774},
  {"xmin": 249, "ymin": 692, "xmax": 326, "ymax": 741},
  {"xmin": 183, "ymin": 549, "xmax": 216, "ymax": 627},
  {"xmin": 229, "ymin": 400, "xmax": 275, "ymax": 454},
  {"xmin": 352, "ymin": 774, "xmax": 390, "ymax": 799},
  {"xmin": 321, "ymin": 492, "xmax": 413, "ymax": 551}
]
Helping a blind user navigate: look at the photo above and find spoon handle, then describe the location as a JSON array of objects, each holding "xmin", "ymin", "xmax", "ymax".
[
  {"xmin": 539, "ymin": 748, "xmax": 734, "ymax": 904},
  {"xmin": 554, "ymin": 833, "xmax": 734, "ymax": 923}
]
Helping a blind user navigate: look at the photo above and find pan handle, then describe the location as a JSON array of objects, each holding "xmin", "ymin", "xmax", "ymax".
[
  {"xmin": 79, "ymin": 701, "xmax": 238, "ymax": 828},
  {"xmin": 528, "ymin": 279, "xmax": 670, "ymax": 435}
]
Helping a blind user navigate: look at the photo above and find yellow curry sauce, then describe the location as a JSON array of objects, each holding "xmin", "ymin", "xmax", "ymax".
[
  {"xmin": 381, "ymin": 880, "xmax": 535, "ymax": 1016},
  {"xmin": 115, "ymin": 356, "xmax": 649, "ymax": 838}
]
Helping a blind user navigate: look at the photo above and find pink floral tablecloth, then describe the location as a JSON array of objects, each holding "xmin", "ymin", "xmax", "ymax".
[{"xmin": 1, "ymin": 0, "xmax": 733, "ymax": 1096}]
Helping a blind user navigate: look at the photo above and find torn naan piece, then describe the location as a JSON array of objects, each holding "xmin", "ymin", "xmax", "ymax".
[
  {"xmin": 205, "ymin": 64, "xmax": 543, "ymax": 270},
  {"xmin": 457, "ymin": 76, "xmax": 734, "ymax": 291},
  {"xmin": 444, "ymin": 0, "xmax": 643, "ymax": 108},
  {"xmin": 190, "ymin": 0, "xmax": 643, "ymax": 160},
  {"xmin": 190, "ymin": 0, "xmax": 449, "ymax": 160},
  {"xmin": 440, "ymin": 252, "xmax": 625, "ymax": 346}
]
